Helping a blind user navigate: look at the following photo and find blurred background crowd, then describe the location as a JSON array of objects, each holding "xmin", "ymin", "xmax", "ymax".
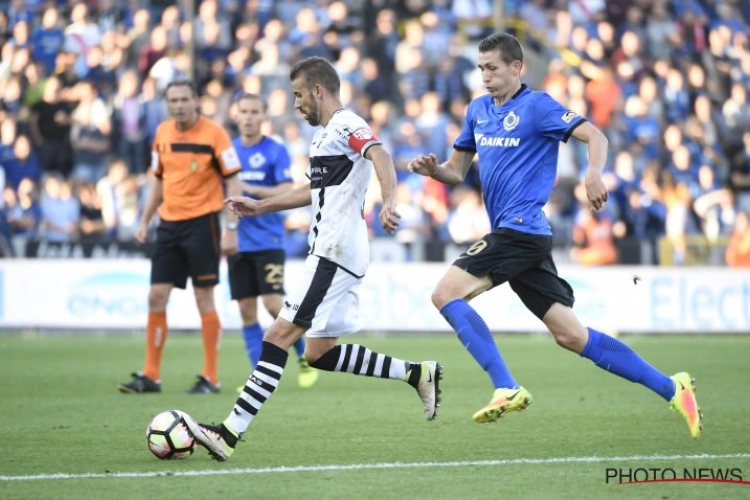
[{"xmin": 0, "ymin": 0, "xmax": 749, "ymax": 267}]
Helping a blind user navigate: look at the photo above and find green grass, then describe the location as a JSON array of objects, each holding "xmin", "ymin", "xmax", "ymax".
[{"xmin": 1, "ymin": 332, "xmax": 749, "ymax": 499}]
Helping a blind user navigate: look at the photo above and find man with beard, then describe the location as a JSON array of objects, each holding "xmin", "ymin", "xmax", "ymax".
[{"xmin": 180, "ymin": 57, "xmax": 442, "ymax": 460}]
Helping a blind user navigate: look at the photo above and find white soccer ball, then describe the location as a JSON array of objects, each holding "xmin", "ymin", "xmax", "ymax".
[{"xmin": 146, "ymin": 410, "xmax": 195, "ymax": 459}]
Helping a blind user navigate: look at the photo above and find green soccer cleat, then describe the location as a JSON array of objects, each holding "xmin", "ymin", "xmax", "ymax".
[
  {"xmin": 473, "ymin": 386, "xmax": 533, "ymax": 423},
  {"xmin": 669, "ymin": 372, "xmax": 702, "ymax": 439},
  {"xmin": 180, "ymin": 413, "xmax": 237, "ymax": 461},
  {"xmin": 298, "ymin": 358, "xmax": 319, "ymax": 389}
]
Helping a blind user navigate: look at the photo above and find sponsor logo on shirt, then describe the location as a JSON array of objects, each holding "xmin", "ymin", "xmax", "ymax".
[
  {"xmin": 477, "ymin": 136, "xmax": 521, "ymax": 147},
  {"xmin": 561, "ymin": 110, "xmax": 578, "ymax": 123},
  {"xmin": 239, "ymin": 171, "xmax": 267, "ymax": 182}
]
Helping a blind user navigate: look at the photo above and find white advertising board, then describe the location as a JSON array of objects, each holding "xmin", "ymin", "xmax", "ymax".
[{"xmin": 0, "ymin": 260, "xmax": 748, "ymax": 333}]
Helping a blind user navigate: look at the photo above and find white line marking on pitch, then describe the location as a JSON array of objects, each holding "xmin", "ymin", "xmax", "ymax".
[{"xmin": 2, "ymin": 453, "xmax": 749, "ymax": 482}]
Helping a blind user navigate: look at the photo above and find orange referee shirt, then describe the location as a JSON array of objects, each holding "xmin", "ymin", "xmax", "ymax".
[{"xmin": 150, "ymin": 116, "xmax": 241, "ymax": 221}]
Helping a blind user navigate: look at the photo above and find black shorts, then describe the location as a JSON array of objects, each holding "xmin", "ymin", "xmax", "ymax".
[
  {"xmin": 151, "ymin": 212, "xmax": 221, "ymax": 289},
  {"xmin": 228, "ymin": 249, "xmax": 286, "ymax": 300},
  {"xmin": 453, "ymin": 227, "xmax": 575, "ymax": 319}
]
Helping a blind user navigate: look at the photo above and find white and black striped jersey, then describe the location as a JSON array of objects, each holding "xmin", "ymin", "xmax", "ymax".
[{"xmin": 306, "ymin": 109, "xmax": 381, "ymax": 277}]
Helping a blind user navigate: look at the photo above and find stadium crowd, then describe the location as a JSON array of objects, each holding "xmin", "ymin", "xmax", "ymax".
[{"xmin": 0, "ymin": 0, "xmax": 748, "ymax": 266}]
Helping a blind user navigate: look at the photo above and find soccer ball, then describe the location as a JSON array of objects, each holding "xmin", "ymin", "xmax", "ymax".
[{"xmin": 146, "ymin": 410, "xmax": 195, "ymax": 459}]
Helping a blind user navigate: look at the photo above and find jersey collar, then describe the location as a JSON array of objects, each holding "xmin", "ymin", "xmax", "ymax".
[{"xmin": 511, "ymin": 84, "xmax": 528, "ymax": 99}]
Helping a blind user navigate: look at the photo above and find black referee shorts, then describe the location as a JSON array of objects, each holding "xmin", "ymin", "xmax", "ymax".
[
  {"xmin": 452, "ymin": 227, "xmax": 575, "ymax": 319},
  {"xmin": 151, "ymin": 212, "xmax": 221, "ymax": 289}
]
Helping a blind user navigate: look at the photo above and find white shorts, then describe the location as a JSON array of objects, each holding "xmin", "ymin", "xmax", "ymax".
[{"xmin": 278, "ymin": 255, "xmax": 362, "ymax": 338}]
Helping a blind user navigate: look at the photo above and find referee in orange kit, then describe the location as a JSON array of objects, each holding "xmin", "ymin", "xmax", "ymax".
[{"xmin": 119, "ymin": 80, "xmax": 243, "ymax": 394}]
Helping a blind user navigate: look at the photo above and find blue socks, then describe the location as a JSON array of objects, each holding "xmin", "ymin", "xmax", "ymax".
[
  {"xmin": 242, "ymin": 323, "xmax": 264, "ymax": 367},
  {"xmin": 439, "ymin": 299, "xmax": 675, "ymax": 401},
  {"xmin": 243, "ymin": 322, "xmax": 307, "ymax": 368},
  {"xmin": 293, "ymin": 337, "xmax": 306, "ymax": 362},
  {"xmin": 440, "ymin": 299, "xmax": 518, "ymax": 389},
  {"xmin": 581, "ymin": 328, "xmax": 675, "ymax": 401}
]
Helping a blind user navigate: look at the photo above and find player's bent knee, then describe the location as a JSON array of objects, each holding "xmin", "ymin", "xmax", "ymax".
[
  {"xmin": 549, "ymin": 326, "xmax": 587, "ymax": 353},
  {"xmin": 304, "ymin": 342, "xmax": 337, "ymax": 365},
  {"xmin": 431, "ymin": 288, "xmax": 453, "ymax": 310}
]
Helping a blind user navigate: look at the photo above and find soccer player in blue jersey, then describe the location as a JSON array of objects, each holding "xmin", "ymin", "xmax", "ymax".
[
  {"xmin": 408, "ymin": 33, "xmax": 702, "ymax": 438},
  {"xmin": 229, "ymin": 93, "xmax": 318, "ymax": 389}
]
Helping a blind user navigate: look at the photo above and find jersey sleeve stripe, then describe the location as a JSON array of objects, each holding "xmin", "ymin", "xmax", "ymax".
[
  {"xmin": 562, "ymin": 117, "xmax": 587, "ymax": 143},
  {"xmin": 170, "ymin": 143, "xmax": 215, "ymax": 154},
  {"xmin": 360, "ymin": 140, "xmax": 382, "ymax": 158},
  {"xmin": 454, "ymin": 144, "xmax": 477, "ymax": 152}
]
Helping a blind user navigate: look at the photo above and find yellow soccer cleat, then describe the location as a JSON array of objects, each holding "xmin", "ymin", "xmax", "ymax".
[
  {"xmin": 473, "ymin": 386, "xmax": 533, "ymax": 423},
  {"xmin": 298, "ymin": 359, "xmax": 319, "ymax": 389},
  {"xmin": 669, "ymin": 372, "xmax": 702, "ymax": 439}
]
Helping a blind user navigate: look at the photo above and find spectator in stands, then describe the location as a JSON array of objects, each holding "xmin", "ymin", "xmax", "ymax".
[
  {"xmin": 570, "ymin": 206, "xmax": 618, "ymax": 266},
  {"xmin": 63, "ymin": 2, "xmax": 102, "ymax": 79},
  {"xmin": 125, "ymin": 8, "xmax": 151, "ymax": 69},
  {"xmin": 725, "ymin": 210, "xmax": 750, "ymax": 267},
  {"xmin": 444, "ymin": 186, "xmax": 490, "ymax": 245},
  {"xmin": 29, "ymin": 76, "xmax": 75, "ymax": 178},
  {"xmin": 70, "ymin": 81, "xmax": 112, "ymax": 183},
  {"xmin": 112, "ymin": 69, "xmax": 145, "ymax": 174},
  {"xmin": 451, "ymin": 0, "xmax": 493, "ymax": 40},
  {"xmin": 7, "ymin": 177, "xmax": 40, "ymax": 255},
  {"xmin": 76, "ymin": 179, "xmax": 108, "ymax": 257},
  {"xmin": 138, "ymin": 26, "xmax": 168, "ymax": 80},
  {"xmin": 730, "ymin": 131, "xmax": 750, "ymax": 213},
  {"xmin": 4, "ymin": 133, "xmax": 40, "ymax": 190},
  {"xmin": 39, "ymin": 174, "xmax": 79, "ymax": 250},
  {"xmin": 0, "ymin": 167, "xmax": 12, "ymax": 257}
]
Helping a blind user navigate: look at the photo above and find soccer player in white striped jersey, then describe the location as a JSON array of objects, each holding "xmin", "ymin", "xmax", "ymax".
[{"xmin": 181, "ymin": 56, "xmax": 443, "ymax": 461}]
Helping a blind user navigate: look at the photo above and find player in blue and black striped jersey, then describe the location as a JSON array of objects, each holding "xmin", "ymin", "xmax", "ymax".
[
  {"xmin": 227, "ymin": 93, "xmax": 318, "ymax": 389},
  {"xmin": 408, "ymin": 33, "xmax": 701, "ymax": 439}
]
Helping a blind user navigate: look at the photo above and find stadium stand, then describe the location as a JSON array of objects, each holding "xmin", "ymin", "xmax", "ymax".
[{"xmin": 0, "ymin": 0, "xmax": 748, "ymax": 266}]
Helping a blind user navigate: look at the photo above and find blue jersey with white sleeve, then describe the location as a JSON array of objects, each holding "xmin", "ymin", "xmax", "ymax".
[
  {"xmin": 232, "ymin": 136, "xmax": 294, "ymax": 252},
  {"xmin": 454, "ymin": 85, "xmax": 586, "ymax": 236}
]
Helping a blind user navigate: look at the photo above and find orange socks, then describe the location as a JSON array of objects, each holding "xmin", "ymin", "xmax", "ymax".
[
  {"xmin": 201, "ymin": 311, "xmax": 222, "ymax": 385},
  {"xmin": 143, "ymin": 310, "xmax": 221, "ymax": 385},
  {"xmin": 143, "ymin": 311, "xmax": 167, "ymax": 381}
]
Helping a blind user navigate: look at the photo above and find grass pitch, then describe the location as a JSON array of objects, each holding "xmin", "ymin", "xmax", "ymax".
[{"xmin": 1, "ymin": 332, "xmax": 748, "ymax": 499}]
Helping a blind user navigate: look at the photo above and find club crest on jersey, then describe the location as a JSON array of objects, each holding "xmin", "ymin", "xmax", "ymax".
[
  {"xmin": 249, "ymin": 152, "xmax": 266, "ymax": 169},
  {"xmin": 189, "ymin": 160, "xmax": 199, "ymax": 172},
  {"xmin": 503, "ymin": 111, "xmax": 520, "ymax": 131}
]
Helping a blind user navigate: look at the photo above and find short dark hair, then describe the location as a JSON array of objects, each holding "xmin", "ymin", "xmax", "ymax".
[
  {"xmin": 164, "ymin": 79, "xmax": 198, "ymax": 97},
  {"xmin": 289, "ymin": 56, "xmax": 340, "ymax": 94},
  {"xmin": 234, "ymin": 92, "xmax": 267, "ymax": 112},
  {"xmin": 478, "ymin": 33, "xmax": 524, "ymax": 66}
]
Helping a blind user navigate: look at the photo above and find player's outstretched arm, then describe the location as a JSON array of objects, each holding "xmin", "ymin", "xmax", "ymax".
[
  {"xmin": 571, "ymin": 121, "xmax": 609, "ymax": 212},
  {"xmin": 242, "ymin": 181, "xmax": 294, "ymax": 199},
  {"xmin": 365, "ymin": 144, "xmax": 401, "ymax": 234},
  {"xmin": 224, "ymin": 182, "xmax": 312, "ymax": 217},
  {"xmin": 407, "ymin": 149, "xmax": 475, "ymax": 186}
]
